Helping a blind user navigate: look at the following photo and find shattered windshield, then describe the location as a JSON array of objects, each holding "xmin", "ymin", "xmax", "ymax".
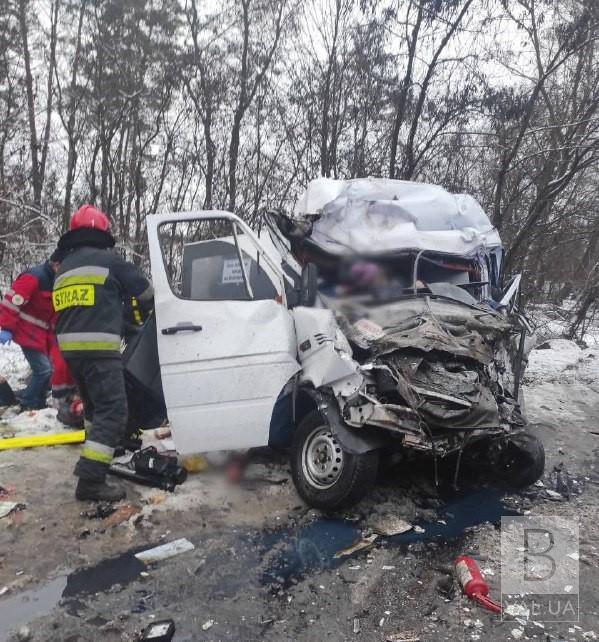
[{"xmin": 314, "ymin": 251, "xmax": 492, "ymax": 308}]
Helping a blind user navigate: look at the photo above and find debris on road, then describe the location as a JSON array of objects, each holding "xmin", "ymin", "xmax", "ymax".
[
  {"xmin": 102, "ymin": 504, "xmax": 140, "ymax": 528},
  {"xmin": 334, "ymin": 533, "xmax": 378, "ymax": 558},
  {"xmin": 140, "ymin": 619, "xmax": 175, "ymax": 641},
  {"xmin": 386, "ymin": 632, "xmax": 420, "ymax": 642},
  {"xmin": 80, "ymin": 502, "xmax": 117, "ymax": 520},
  {"xmin": 0, "ymin": 500, "xmax": 25, "ymax": 519},
  {"xmin": 135, "ymin": 538, "xmax": 195, "ymax": 564},
  {"xmin": 454, "ymin": 556, "xmax": 501, "ymax": 614},
  {"xmin": 370, "ymin": 514, "xmax": 413, "ymax": 536}
]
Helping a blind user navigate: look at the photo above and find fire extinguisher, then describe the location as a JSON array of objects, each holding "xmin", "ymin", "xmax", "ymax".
[{"xmin": 454, "ymin": 555, "xmax": 502, "ymax": 614}]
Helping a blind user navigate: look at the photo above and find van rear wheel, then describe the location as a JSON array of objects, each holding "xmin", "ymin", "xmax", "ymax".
[{"xmin": 291, "ymin": 411, "xmax": 379, "ymax": 510}]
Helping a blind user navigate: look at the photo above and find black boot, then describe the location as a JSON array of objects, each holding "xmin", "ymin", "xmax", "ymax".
[{"xmin": 76, "ymin": 478, "xmax": 126, "ymax": 502}]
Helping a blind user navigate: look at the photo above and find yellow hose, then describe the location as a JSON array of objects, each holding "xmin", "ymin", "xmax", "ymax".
[{"xmin": 0, "ymin": 430, "xmax": 85, "ymax": 450}]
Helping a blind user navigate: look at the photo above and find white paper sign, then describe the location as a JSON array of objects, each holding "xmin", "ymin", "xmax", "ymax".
[{"xmin": 222, "ymin": 257, "xmax": 252, "ymax": 284}]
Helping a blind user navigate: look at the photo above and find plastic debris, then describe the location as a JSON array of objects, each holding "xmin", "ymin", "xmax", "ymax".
[
  {"xmin": 454, "ymin": 556, "xmax": 501, "ymax": 614},
  {"xmin": 135, "ymin": 538, "xmax": 195, "ymax": 564},
  {"xmin": 334, "ymin": 533, "xmax": 378, "ymax": 558}
]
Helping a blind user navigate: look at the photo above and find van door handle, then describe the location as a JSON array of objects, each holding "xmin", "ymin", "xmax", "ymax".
[{"xmin": 161, "ymin": 323, "xmax": 203, "ymax": 335}]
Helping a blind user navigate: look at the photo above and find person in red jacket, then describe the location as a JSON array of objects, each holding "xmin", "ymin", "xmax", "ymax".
[{"xmin": 0, "ymin": 255, "xmax": 67, "ymax": 410}]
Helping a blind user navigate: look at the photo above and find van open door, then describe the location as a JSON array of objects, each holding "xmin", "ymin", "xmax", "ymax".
[{"xmin": 146, "ymin": 211, "xmax": 300, "ymax": 455}]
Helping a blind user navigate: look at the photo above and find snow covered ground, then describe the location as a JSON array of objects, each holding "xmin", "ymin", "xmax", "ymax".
[{"xmin": 0, "ymin": 342, "xmax": 64, "ymax": 437}]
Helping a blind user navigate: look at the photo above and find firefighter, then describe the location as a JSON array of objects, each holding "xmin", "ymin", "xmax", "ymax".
[
  {"xmin": 0, "ymin": 254, "xmax": 63, "ymax": 410},
  {"xmin": 53, "ymin": 204, "xmax": 153, "ymax": 502}
]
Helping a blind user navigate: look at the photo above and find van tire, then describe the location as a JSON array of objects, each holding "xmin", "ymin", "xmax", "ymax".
[
  {"xmin": 495, "ymin": 432, "xmax": 545, "ymax": 488},
  {"xmin": 291, "ymin": 410, "xmax": 379, "ymax": 510}
]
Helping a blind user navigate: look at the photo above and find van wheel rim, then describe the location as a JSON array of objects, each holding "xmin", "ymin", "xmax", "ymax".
[{"xmin": 302, "ymin": 427, "xmax": 344, "ymax": 489}]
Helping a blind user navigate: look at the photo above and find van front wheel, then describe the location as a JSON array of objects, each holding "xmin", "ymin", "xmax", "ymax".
[{"xmin": 291, "ymin": 411, "xmax": 378, "ymax": 510}]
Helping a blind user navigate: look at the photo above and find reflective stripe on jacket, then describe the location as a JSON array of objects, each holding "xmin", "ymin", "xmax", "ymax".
[{"xmin": 53, "ymin": 247, "xmax": 153, "ymax": 358}]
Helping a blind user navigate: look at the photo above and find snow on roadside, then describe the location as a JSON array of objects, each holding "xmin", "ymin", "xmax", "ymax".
[
  {"xmin": 0, "ymin": 342, "xmax": 30, "ymax": 389},
  {"xmin": 523, "ymin": 301, "xmax": 599, "ymax": 387},
  {"xmin": 0, "ymin": 343, "xmax": 64, "ymax": 436}
]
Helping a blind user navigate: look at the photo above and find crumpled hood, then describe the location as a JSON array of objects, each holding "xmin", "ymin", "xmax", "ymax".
[{"xmin": 332, "ymin": 297, "xmax": 513, "ymax": 365}]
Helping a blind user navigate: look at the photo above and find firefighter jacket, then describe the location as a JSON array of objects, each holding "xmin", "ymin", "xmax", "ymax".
[
  {"xmin": 0, "ymin": 262, "xmax": 56, "ymax": 353},
  {"xmin": 53, "ymin": 239, "xmax": 153, "ymax": 359}
]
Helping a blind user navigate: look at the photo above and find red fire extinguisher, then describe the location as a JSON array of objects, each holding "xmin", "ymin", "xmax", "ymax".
[{"xmin": 454, "ymin": 555, "xmax": 502, "ymax": 614}]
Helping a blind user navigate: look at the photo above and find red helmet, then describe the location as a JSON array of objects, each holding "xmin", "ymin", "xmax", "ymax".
[{"xmin": 69, "ymin": 205, "xmax": 111, "ymax": 232}]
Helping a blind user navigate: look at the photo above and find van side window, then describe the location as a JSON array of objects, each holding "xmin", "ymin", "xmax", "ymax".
[{"xmin": 158, "ymin": 219, "xmax": 278, "ymax": 301}]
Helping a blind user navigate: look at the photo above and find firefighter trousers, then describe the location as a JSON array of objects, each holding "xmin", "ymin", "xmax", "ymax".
[{"xmin": 66, "ymin": 356, "xmax": 128, "ymax": 482}]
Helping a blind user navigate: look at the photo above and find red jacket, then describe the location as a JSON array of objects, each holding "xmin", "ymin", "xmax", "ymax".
[{"xmin": 0, "ymin": 262, "xmax": 56, "ymax": 353}]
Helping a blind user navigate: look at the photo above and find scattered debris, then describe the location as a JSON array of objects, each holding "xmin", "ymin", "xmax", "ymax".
[
  {"xmin": 0, "ymin": 500, "xmax": 25, "ymax": 519},
  {"xmin": 135, "ymin": 538, "xmax": 195, "ymax": 564},
  {"xmin": 504, "ymin": 604, "xmax": 530, "ymax": 620},
  {"xmin": 386, "ymin": 632, "xmax": 420, "ymax": 642},
  {"xmin": 510, "ymin": 628, "xmax": 523, "ymax": 639},
  {"xmin": 81, "ymin": 502, "xmax": 117, "ymax": 520},
  {"xmin": 102, "ymin": 504, "xmax": 140, "ymax": 528},
  {"xmin": 140, "ymin": 619, "xmax": 175, "ymax": 641},
  {"xmin": 334, "ymin": 534, "xmax": 378, "ymax": 558},
  {"xmin": 548, "ymin": 463, "xmax": 584, "ymax": 498},
  {"xmin": 201, "ymin": 620, "xmax": 214, "ymax": 631},
  {"xmin": 370, "ymin": 515, "xmax": 413, "ymax": 536}
]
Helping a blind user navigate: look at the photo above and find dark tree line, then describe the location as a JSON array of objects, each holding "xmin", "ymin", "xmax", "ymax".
[{"xmin": 1, "ymin": 0, "xmax": 598, "ymax": 336}]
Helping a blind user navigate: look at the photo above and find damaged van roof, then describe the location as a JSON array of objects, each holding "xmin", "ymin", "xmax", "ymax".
[{"xmin": 293, "ymin": 178, "xmax": 502, "ymax": 256}]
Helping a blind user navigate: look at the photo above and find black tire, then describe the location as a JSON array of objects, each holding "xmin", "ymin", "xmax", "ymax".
[
  {"xmin": 291, "ymin": 410, "xmax": 379, "ymax": 510},
  {"xmin": 494, "ymin": 432, "xmax": 545, "ymax": 488}
]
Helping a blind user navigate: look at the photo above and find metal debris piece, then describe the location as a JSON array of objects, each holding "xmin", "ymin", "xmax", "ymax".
[
  {"xmin": 334, "ymin": 533, "xmax": 378, "ymax": 558},
  {"xmin": 135, "ymin": 538, "xmax": 195, "ymax": 564}
]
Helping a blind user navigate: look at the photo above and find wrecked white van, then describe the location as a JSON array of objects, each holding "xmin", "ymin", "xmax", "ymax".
[{"xmin": 124, "ymin": 178, "xmax": 544, "ymax": 509}]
